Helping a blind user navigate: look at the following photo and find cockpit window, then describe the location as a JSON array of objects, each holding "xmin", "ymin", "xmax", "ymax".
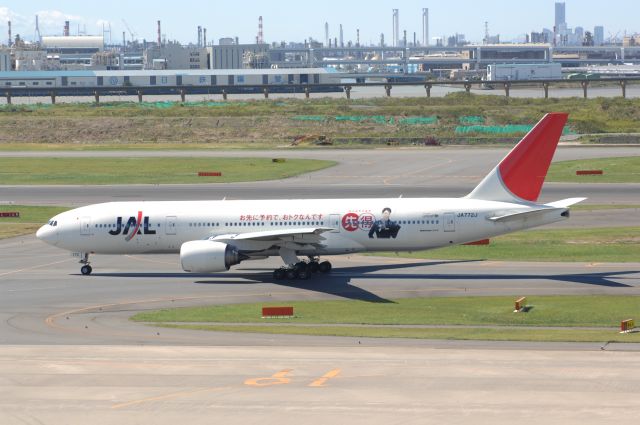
[{"xmin": 48, "ymin": 220, "xmax": 58, "ymax": 227}]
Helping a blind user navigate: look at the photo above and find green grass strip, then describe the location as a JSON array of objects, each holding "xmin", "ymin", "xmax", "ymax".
[
  {"xmin": 132, "ymin": 296, "xmax": 640, "ymax": 327},
  {"xmin": 135, "ymin": 295, "xmax": 640, "ymax": 342},
  {"xmin": 547, "ymin": 156, "xmax": 640, "ymax": 183},
  {"xmin": 0, "ymin": 205, "xmax": 70, "ymax": 240},
  {"xmin": 0, "ymin": 205, "xmax": 70, "ymax": 223}
]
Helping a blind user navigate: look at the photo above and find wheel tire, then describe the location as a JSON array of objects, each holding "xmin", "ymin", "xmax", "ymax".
[
  {"xmin": 285, "ymin": 268, "xmax": 298, "ymax": 280},
  {"xmin": 273, "ymin": 269, "xmax": 285, "ymax": 280},
  {"xmin": 298, "ymin": 268, "xmax": 310, "ymax": 280},
  {"xmin": 308, "ymin": 262, "xmax": 319, "ymax": 274},
  {"xmin": 80, "ymin": 265, "xmax": 92, "ymax": 275},
  {"xmin": 318, "ymin": 261, "xmax": 332, "ymax": 274}
]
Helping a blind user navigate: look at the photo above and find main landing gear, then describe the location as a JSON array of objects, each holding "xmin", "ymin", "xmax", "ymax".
[
  {"xmin": 79, "ymin": 253, "xmax": 92, "ymax": 275},
  {"xmin": 272, "ymin": 258, "xmax": 332, "ymax": 281}
]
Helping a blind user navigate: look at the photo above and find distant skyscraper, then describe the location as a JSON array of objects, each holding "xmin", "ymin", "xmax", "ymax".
[
  {"xmin": 555, "ymin": 2, "xmax": 566, "ymax": 29},
  {"xmin": 574, "ymin": 26, "xmax": 584, "ymax": 45},
  {"xmin": 594, "ymin": 26, "xmax": 604, "ymax": 45}
]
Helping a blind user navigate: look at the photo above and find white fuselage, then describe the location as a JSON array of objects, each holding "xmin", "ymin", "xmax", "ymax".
[{"xmin": 39, "ymin": 197, "xmax": 568, "ymax": 257}]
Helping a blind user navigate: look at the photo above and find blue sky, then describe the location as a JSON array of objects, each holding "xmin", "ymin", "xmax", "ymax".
[{"xmin": 1, "ymin": 1, "xmax": 636, "ymax": 45}]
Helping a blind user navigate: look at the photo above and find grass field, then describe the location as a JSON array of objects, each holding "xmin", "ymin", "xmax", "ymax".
[
  {"xmin": 373, "ymin": 226, "xmax": 640, "ymax": 263},
  {"xmin": 1, "ymin": 95, "xmax": 640, "ymax": 147},
  {"xmin": 0, "ymin": 157, "xmax": 335, "ymax": 185},
  {"xmin": 547, "ymin": 157, "xmax": 640, "ymax": 183},
  {"xmin": 0, "ymin": 205, "xmax": 70, "ymax": 239},
  {"xmin": 132, "ymin": 296, "xmax": 640, "ymax": 343}
]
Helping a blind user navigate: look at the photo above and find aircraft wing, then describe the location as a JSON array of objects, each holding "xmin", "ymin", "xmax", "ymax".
[
  {"xmin": 211, "ymin": 227, "xmax": 334, "ymax": 242},
  {"xmin": 208, "ymin": 227, "xmax": 335, "ymax": 252}
]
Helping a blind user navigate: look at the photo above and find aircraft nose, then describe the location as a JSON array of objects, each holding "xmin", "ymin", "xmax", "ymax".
[{"xmin": 36, "ymin": 225, "xmax": 59, "ymax": 245}]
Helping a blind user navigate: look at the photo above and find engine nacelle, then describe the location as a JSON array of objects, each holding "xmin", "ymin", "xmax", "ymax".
[{"xmin": 180, "ymin": 240, "xmax": 244, "ymax": 273}]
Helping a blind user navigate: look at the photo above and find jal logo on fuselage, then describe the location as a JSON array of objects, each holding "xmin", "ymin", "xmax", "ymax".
[{"xmin": 108, "ymin": 211, "xmax": 156, "ymax": 241}]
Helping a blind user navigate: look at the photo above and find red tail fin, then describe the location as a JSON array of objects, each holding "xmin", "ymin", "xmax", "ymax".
[
  {"xmin": 497, "ymin": 113, "xmax": 568, "ymax": 202},
  {"xmin": 467, "ymin": 113, "xmax": 568, "ymax": 203}
]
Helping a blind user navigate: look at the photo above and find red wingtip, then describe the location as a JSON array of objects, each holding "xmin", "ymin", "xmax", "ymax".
[{"xmin": 497, "ymin": 113, "xmax": 568, "ymax": 202}]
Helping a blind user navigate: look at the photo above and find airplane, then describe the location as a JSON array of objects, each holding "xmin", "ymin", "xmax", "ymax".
[{"xmin": 37, "ymin": 113, "xmax": 585, "ymax": 279}]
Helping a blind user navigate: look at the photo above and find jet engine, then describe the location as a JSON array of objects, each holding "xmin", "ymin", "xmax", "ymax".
[{"xmin": 180, "ymin": 240, "xmax": 245, "ymax": 273}]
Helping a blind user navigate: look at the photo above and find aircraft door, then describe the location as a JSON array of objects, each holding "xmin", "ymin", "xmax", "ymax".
[
  {"xmin": 80, "ymin": 216, "xmax": 92, "ymax": 235},
  {"xmin": 165, "ymin": 216, "xmax": 177, "ymax": 235},
  {"xmin": 443, "ymin": 213, "xmax": 456, "ymax": 232},
  {"xmin": 329, "ymin": 214, "xmax": 341, "ymax": 233}
]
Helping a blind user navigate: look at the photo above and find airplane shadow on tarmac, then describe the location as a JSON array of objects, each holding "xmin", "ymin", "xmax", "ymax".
[{"xmin": 90, "ymin": 260, "xmax": 637, "ymax": 303}]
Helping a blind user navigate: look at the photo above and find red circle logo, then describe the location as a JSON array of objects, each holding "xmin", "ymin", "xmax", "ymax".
[{"xmin": 341, "ymin": 213, "xmax": 360, "ymax": 232}]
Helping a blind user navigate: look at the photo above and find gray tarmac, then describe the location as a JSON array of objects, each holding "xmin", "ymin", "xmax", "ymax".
[
  {"xmin": 1, "ymin": 146, "xmax": 640, "ymax": 424},
  {"xmin": 1, "ymin": 235, "xmax": 640, "ymax": 424}
]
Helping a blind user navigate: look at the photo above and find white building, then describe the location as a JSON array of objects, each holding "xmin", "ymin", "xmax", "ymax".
[
  {"xmin": 41, "ymin": 36, "xmax": 104, "ymax": 54},
  {"xmin": 487, "ymin": 63, "xmax": 562, "ymax": 81}
]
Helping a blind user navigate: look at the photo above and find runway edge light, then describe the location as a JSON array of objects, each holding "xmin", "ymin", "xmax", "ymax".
[
  {"xmin": 620, "ymin": 319, "xmax": 635, "ymax": 333},
  {"xmin": 513, "ymin": 297, "xmax": 527, "ymax": 313}
]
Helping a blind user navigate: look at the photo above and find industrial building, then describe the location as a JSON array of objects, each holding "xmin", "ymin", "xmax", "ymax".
[
  {"xmin": 486, "ymin": 63, "xmax": 562, "ymax": 81},
  {"xmin": 41, "ymin": 36, "xmax": 104, "ymax": 54},
  {"xmin": 0, "ymin": 4, "xmax": 638, "ymax": 79},
  {"xmin": 0, "ymin": 50, "xmax": 11, "ymax": 71},
  {"xmin": 144, "ymin": 42, "xmax": 208, "ymax": 70},
  {"xmin": 208, "ymin": 43, "xmax": 269, "ymax": 69}
]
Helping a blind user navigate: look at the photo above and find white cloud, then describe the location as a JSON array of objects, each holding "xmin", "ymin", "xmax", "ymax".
[
  {"xmin": 0, "ymin": 7, "xmax": 28, "ymax": 28},
  {"xmin": 95, "ymin": 19, "xmax": 111, "ymax": 28},
  {"xmin": 0, "ymin": 6, "xmax": 19, "ymax": 22},
  {"xmin": 35, "ymin": 9, "xmax": 85, "ymax": 35}
]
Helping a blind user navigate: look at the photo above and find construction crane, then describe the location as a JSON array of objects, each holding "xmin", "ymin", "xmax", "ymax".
[{"xmin": 121, "ymin": 19, "xmax": 138, "ymax": 43}]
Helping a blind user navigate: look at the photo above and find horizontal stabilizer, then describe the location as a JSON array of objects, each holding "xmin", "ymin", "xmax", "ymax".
[
  {"xmin": 545, "ymin": 197, "xmax": 587, "ymax": 208},
  {"xmin": 488, "ymin": 208, "xmax": 564, "ymax": 223}
]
